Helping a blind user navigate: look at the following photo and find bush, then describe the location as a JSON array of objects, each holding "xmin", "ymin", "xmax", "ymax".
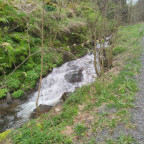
[
  {"xmin": 0, "ymin": 88, "xmax": 9, "ymax": 99},
  {"xmin": 12, "ymin": 90, "xmax": 24, "ymax": 98},
  {"xmin": 7, "ymin": 78, "xmax": 21, "ymax": 90}
]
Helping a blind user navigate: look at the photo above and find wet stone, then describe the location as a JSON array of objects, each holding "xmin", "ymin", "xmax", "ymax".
[
  {"xmin": 0, "ymin": 118, "xmax": 4, "ymax": 123},
  {"xmin": 65, "ymin": 69, "xmax": 83, "ymax": 83},
  {"xmin": 30, "ymin": 104, "xmax": 53, "ymax": 119},
  {"xmin": 0, "ymin": 101, "xmax": 9, "ymax": 109},
  {"xmin": 60, "ymin": 92, "xmax": 72, "ymax": 101}
]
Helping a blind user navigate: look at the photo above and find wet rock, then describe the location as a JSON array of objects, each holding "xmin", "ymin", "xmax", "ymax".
[
  {"xmin": 65, "ymin": 69, "xmax": 83, "ymax": 83},
  {"xmin": 6, "ymin": 92, "xmax": 12, "ymax": 104},
  {"xmin": 0, "ymin": 118, "xmax": 4, "ymax": 124},
  {"xmin": 66, "ymin": 63, "xmax": 79, "ymax": 70},
  {"xmin": 0, "ymin": 118, "xmax": 5, "ymax": 130},
  {"xmin": 0, "ymin": 101, "xmax": 9, "ymax": 109},
  {"xmin": 7, "ymin": 116, "xmax": 14, "ymax": 121},
  {"xmin": 30, "ymin": 104, "xmax": 53, "ymax": 119},
  {"xmin": 34, "ymin": 104, "xmax": 53, "ymax": 113},
  {"xmin": 60, "ymin": 92, "xmax": 72, "ymax": 101}
]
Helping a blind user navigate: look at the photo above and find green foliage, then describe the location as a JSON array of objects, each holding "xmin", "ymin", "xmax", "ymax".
[
  {"xmin": 0, "ymin": 18, "xmax": 8, "ymax": 23},
  {"xmin": 7, "ymin": 77, "xmax": 21, "ymax": 90},
  {"xmin": 0, "ymin": 88, "xmax": 9, "ymax": 98},
  {"xmin": 106, "ymin": 134, "xmax": 136, "ymax": 144},
  {"xmin": 112, "ymin": 46, "xmax": 125, "ymax": 56},
  {"xmin": 44, "ymin": 5, "xmax": 56, "ymax": 12},
  {"xmin": 0, "ymin": 33, "xmax": 29, "ymax": 72},
  {"xmin": 12, "ymin": 90, "xmax": 24, "ymax": 98},
  {"xmin": 0, "ymin": 0, "xmax": 27, "ymax": 28},
  {"xmin": 74, "ymin": 124, "xmax": 87, "ymax": 137},
  {"xmin": 11, "ymin": 120, "xmax": 72, "ymax": 144},
  {"xmin": 22, "ymin": 70, "xmax": 40, "ymax": 90}
]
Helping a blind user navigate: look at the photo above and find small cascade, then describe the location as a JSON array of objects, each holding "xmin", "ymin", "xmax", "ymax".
[{"xmin": 0, "ymin": 37, "xmax": 111, "ymax": 133}]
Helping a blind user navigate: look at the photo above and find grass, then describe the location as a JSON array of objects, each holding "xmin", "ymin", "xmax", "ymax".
[{"xmin": 5, "ymin": 23, "xmax": 144, "ymax": 144}]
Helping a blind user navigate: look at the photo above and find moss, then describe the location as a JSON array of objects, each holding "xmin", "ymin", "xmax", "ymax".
[{"xmin": 0, "ymin": 129, "xmax": 11, "ymax": 142}]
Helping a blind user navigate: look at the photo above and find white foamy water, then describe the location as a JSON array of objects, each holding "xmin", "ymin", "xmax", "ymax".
[{"xmin": 17, "ymin": 54, "xmax": 98, "ymax": 119}]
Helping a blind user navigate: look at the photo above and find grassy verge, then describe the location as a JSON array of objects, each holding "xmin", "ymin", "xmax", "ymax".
[{"xmin": 7, "ymin": 23, "xmax": 144, "ymax": 144}]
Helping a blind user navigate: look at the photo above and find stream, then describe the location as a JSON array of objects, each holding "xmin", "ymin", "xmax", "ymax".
[{"xmin": 0, "ymin": 39, "xmax": 110, "ymax": 133}]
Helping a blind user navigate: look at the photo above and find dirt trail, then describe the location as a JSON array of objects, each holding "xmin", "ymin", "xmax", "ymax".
[{"xmin": 130, "ymin": 37, "xmax": 144, "ymax": 144}]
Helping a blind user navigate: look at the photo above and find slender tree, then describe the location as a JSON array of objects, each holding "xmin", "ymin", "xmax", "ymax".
[{"xmin": 36, "ymin": 0, "xmax": 44, "ymax": 109}]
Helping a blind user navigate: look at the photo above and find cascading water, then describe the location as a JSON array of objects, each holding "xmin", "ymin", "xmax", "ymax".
[
  {"xmin": 0, "ymin": 37, "xmax": 111, "ymax": 133},
  {"xmin": 17, "ymin": 54, "xmax": 97, "ymax": 118}
]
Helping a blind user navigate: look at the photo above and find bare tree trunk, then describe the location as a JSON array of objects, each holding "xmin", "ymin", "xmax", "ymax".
[
  {"xmin": 99, "ymin": 42, "xmax": 104, "ymax": 74},
  {"xmin": 36, "ymin": 0, "xmax": 44, "ymax": 110},
  {"xmin": 94, "ymin": 30, "xmax": 100, "ymax": 77},
  {"xmin": 93, "ymin": 0, "xmax": 108, "ymax": 77}
]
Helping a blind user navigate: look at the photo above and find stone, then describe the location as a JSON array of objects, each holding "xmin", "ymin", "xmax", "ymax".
[
  {"xmin": 65, "ymin": 69, "xmax": 83, "ymax": 83},
  {"xmin": 30, "ymin": 104, "xmax": 53, "ymax": 119},
  {"xmin": 33, "ymin": 104, "xmax": 53, "ymax": 113},
  {"xmin": 0, "ymin": 118, "xmax": 5, "ymax": 129},
  {"xmin": 0, "ymin": 101, "xmax": 9, "ymax": 109},
  {"xmin": 55, "ymin": 108, "xmax": 61, "ymax": 113},
  {"xmin": 60, "ymin": 92, "xmax": 72, "ymax": 101},
  {"xmin": 0, "ymin": 118, "xmax": 4, "ymax": 124},
  {"xmin": 6, "ymin": 92, "xmax": 12, "ymax": 104}
]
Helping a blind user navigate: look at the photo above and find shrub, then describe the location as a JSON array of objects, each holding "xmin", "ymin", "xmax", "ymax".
[
  {"xmin": 12, "ymin": 90, "xmax": 24, "ymax": 98},
  {"xmin": 7, "ymin": 78, "xmax": 21, "ymax": 90},
  {"xmin": 0, "ymin": 88, "xmax": 9, "ymax": 99}
]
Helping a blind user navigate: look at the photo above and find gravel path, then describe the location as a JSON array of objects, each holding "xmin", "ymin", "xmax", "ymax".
[{"xmin": 130, "ymin": 37, "xmax": 144, "ymax": 144}]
